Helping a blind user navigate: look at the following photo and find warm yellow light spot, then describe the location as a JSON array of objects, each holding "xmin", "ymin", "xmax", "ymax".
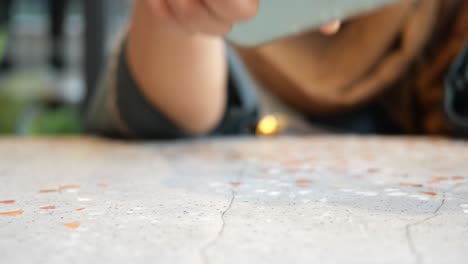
[{"xmin": 256, "ymin": 114, "xmax": 287, "ymax": 136}]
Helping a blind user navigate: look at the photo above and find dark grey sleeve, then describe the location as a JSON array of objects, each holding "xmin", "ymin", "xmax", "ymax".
[{"xmin": 85, "ymin": 40, "xmax": 259, "ymax": 139}]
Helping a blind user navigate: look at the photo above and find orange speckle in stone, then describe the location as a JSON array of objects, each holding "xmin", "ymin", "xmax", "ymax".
[
  {"xmin": 367, "ymin": 168, "xmax": 380, "ymax": 174},
  {"xmin": 0, "ymin": 210, "xmax": 23, "ymax": 216},
  {"xmin": 452, "ymin": 176, "xmax": 464, "ymax": 181},
  {"xmin": 400, "ymin": 182, "xmax": 424, "ymax": 188},
  {"xmin": 427, "ymin": 177, "xmax": 449, "ymax": 184},
  {"xmin": 97, "ymin": 183, "xmax": 109, "ymax": 188},
  {"xmin": 295, "ymin": 179, "xmax": 312, "ymax": 188},
  {"xmin": 39, "ymin": 189, "xmax": 58, "ymax": 193},
  {"xmin": 75, "ymin": 208, "xmax": 86, "ymax": 211},
  {"xmin": 64, "ymin": 222, "xmax": 80, "ymax": 229},
  {"xmin": 0, "ymin": 200, "xmax": 15, "ymax": 204},
  {"xmin": 39, "ymin": 205, "xmax": 56, "ymax": 210},
  {"xmin": 230, "ymin": 182, "xmax": 241, "ymax": 187},
  {"xmin": 421, "ymin": 191, "xmax": 437, "ymax": 196},
  {"xmin": 59, "ymin": 185, "xmax": 80, "ymax": 190}
]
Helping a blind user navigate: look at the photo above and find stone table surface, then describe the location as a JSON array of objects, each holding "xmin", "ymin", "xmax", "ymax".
[{"xmin": 0, "ymin": 136, "xmax": 467, "ymax": 264}]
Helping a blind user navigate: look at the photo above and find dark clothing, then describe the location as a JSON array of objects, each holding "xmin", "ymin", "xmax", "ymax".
[{"xmin": 85, "ymin": 41, "xmax": 259, "ymax": 139}]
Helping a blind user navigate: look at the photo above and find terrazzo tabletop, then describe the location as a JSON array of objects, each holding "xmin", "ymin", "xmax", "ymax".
[{"xmin": 0, "ymin": 136, "xmax": 467, "ymax": 264}]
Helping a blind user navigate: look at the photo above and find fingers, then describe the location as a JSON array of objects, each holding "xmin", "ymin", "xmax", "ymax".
[
  {"xmin": 202, "ymin": 0, "xmax": 259, "ymax": 21},
  {"xmin": 144, "ymin": 0, "xmax": 259, "ymax": 36},
  {"xmin": 145, "ymin": 0, "xmax": 339, "ymax": 37},
  {"xmin": 319, "ymin": 20, "xmax": 342, "ymax": 35},
  {"xmin": 167, "ymin": 0, "xmax": 232, "ymax": 34}
]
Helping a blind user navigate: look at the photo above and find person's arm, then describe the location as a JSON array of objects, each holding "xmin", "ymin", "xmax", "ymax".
[
  {"xmin": 85, "ymin": 0, "xmax": 340, "ymax": 138},
  {"xmin": 126, "ymin": 0, "xmax": 259, "ymax": 135}
]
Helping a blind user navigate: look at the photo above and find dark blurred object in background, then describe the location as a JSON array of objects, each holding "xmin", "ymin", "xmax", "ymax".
[
  {"xmin": 0, "ymin": 0, "xmax": 68, "ymax": 71},
  {"xmin": 0, "ymin": 0, "xmax": 14, "ymax": 70},
  {"xmin": 0, "ymin": 0, "xmax": 131, "ymax": 135}
]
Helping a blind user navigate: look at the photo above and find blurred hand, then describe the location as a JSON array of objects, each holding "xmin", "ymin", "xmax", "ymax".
[
  {"xmin": 144, "ymin": 0, "xmax": 260, "ymax": 35},
  {"xmin": 144, "ymin": 0, "xmax": 341, "ymax": 36}
]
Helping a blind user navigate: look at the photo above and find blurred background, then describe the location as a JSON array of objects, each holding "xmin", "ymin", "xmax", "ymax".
[{"xmin": 0, "ymin": 0, "xmax": 131, "ymax": 135}]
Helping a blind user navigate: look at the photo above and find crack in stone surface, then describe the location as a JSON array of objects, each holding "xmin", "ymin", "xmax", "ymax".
[
  {"xmin": 200, "ymin": 163, "xmax": 245, "ymax": 264},
  {"xmin": 405, "ymin": 193, "xmax": 446, "ymax": 264},
  {"xmin": 200, "ymin": 190, "xmax": 236, "ymax": 264}
]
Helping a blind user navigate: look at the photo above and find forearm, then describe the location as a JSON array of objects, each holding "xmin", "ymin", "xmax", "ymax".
[{"xmin": 126, "ymin": 1, "xmax": 227, "ymax": 135}]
